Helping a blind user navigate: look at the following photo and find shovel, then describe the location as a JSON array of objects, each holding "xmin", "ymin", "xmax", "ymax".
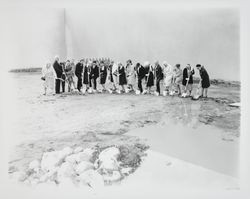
[{"xmin": 192, "ymin": 79, "xmax": 201, "ymax": 100}]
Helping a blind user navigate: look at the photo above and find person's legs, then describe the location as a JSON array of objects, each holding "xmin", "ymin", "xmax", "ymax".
[
  {"xmin": 156, "ymin": 80, "xmax": 160, "ymax": 94},
  {"xmin": 101, "ymin": 84, "xmax": 106, "ymax": 91},
  {"xmin": 55, "ymin": 79, "xmax": 60, "ymax": 94},
  {"xmin": 93, "ymin": 78, "xmax": 97, "ymax": 90},
  {"xmin": 130, "ymin": 84, "xmax": 134, "ymax": 91},
  {"xmin": 200, "ymin": 88, "xmax": 204, "ymax": 97},
  {"xmin": 138, "ymin": 79, "xmax": 143, "ymax": 93},
  {"xmin": 77, "ymin": 77, "xmax": 82, "ymax": 91},
  {"xmin": 120, "ymin": 85, "xmax": 124, "ymax": 92},
  {"xmin": 188, "ymin": 84, "xmax": 193, "ymax": 96},
  {"xmin": 204, "ymin": 88, "xmax": 208, "ymax": 97},
  {"xmin": 68, "ymin": 82, "xmax": 71, "ymax": 92},
  {"xmin": 43, "ymin": 86, "xmax": 47, "ymax": 95},
  {"xmin": 177, "ymin": 85, "xmax": 181, "ymax": 95},
  {"xmin": 61, "ymin": 75, "xmax": 65, "ymax": 93}
]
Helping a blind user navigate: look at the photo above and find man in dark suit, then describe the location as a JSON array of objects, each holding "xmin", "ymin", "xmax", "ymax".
[
  {"xmin": 136, "ymin": 63, "xmax": 145, "ymax": 94},
  {"xmin": 53, "ymin": 56, "xmax": 63, "ymax": 94},
  {"xmin": 75, "ymin": 59, "xmax": 84, "ymax": 91},
  {"xmin": 154, "ymin": 61, "xmax": 163, "ymax": 95},
  {"xmin": 60, "ymin": 62, "xmax": 66, "ymax": 93},
  {"xmin": 90, "ymin": 61, "xmax": 99, "ymax": 91}
]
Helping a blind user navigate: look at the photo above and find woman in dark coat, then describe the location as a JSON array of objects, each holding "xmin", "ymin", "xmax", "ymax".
[
  {"xmin": 196, "ymin": 64, "xmax": 210, "ymax": 98},
  {"xmin": 143, "ymin": 62, "xmax": 154, "ymax": 94},
  {"xmin": 182, "ymin": 64, "xmax": 195, "ymax": 96},
  {"xmin": 154, "ymin": 61, "xmax": 163, "ymax": 95},
  {"xmin": 75, "ymin": 59, "xmax": 84, "ymax": 92},
  {"xmin": 83, "ymin": 61, "xmax": 90, "ymax": 91},
  {"xmin": 108, "ymin": 61, "xmax": 117, "ymax": 91},
  {"xmin": 118, "ymin": 62, "xmax": 127, "ymax": 93},
  {"xmin": 136, "ymin": 63, "xmax": 145, "ymax": 94},
  {"xmin": 99, "ymin": 61, "xmax": 107, "ymax": 92},
  {"xmin": 90, "ymin": 61, "xmax": 99, "ymax": 92}
]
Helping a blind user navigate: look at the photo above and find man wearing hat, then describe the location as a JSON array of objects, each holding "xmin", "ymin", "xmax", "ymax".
[
  {"xmin": 90, "ymin": 60, "xmax": 99, "ymax": 92},
  {"xmin": 75, "ymin": 59, "xmax": 84, "ymax": 91},
  {"xmin": 136, "ymin": 62, "xmax": 146, "ymax": 94},
  {"xmin": 53, "ymin": 55, "xmax": 63, "ymax": 94}
]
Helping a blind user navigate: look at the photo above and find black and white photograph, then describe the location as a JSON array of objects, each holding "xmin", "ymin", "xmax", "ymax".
[{"xmin": 0, "ymin": 0, "xmax": 250, "ymax": 198}]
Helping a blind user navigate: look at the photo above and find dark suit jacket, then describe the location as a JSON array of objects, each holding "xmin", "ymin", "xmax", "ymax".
[
  {"xmin": 155, "ymin": 65, "xmax": 163, "ymax": 80},
  {"xmin": 137, "ymin": 65, "xmax": 145, "ymax": 79},
  {"xmin": 75, "ymin": 62, "xmax": 83, "ymax": 78},
  {"xmin": 90, "ymin": 65, "xmax": 99, "ymax": 79},
  {"xmin": 182, "ymin": 67, "xmax": 195, "ymax": 85},
  {"xmin": 53, "ymin": 61, "xmax": 63, "ymax": 78}
]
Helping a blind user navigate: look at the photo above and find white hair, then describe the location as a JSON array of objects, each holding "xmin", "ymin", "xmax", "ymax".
[{"xmin": 144, "ymin": 61, "xmax": 150, "ymax": 67}]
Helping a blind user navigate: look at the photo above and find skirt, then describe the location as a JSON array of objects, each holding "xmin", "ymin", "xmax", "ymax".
[
  {"xmin": 201, "ymin": 79, "xmax": 210, "ymax": 88},
  {"xmin": 83, "ymin": 72, "xmax": 89, "ymax": 84},
  {"xmin": 146, "ymin": 72, "xmax": 154, "ymax": 87},
  {"xmin": 127, "ymin": 73, "xmax": 136, "ymax": 85},
  {"xmin": 119, "ymin": 73, "xmax": 127, "ymax": 85},
  {"xmin": 164, "ymin": 75, "xmax": 173, "ymax": 87},
  {"xmin": 100, "ymin": 73, "xmax": 107, "ymax": 84}
]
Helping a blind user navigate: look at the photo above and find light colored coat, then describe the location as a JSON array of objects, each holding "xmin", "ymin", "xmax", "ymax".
[
  {"xmin": 163, "ymin": 64, "xmax": 173, "ymax": 87},
  {"xmin": 126, "ymin": 64, "xmax": 136, "ymax": 85}
]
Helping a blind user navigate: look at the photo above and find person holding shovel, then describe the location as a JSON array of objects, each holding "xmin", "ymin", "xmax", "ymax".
[
  {"xmin": 53, "ymin": 55, "xmax": 63, "ymax": 94},
  {"xmin": 136, "ymin": 63, "xmax": 145, "ymax": 94},
  {"xmin": 118, "ymin": 62, "xmax": 127, "ymax": 93},
  {"xmin": 182, "ymin": 64, "xmax": 195, "ymax": 97},
  {"xmin": 75, "ymin": 59, "xmax": 84, "ymax": 92},
  {"xmin": 196, "ymin": 64, "xmax": 210, "ymax": 98},
  {"xmin": 154, "ymin": 61, "xmax": 163, "ymax": 96},
  {"xmin": 99, "ymin": 61, "xmax": 108, "ymax": 92},
  {"xmin": 162, "ymin": 61, "xmax": 173, "ymax": 96},
  {"xmin": 90, "ymin": 60, "xmax": 99, "ymax": 92},
  {"xmin": 143, "ymin": 61, "xmax": 154, "ymax": 94},
  {"xmin": 172, "ymin": 64, "xmax": 183, "ymax": 95},
  {"xmin": 126, "ymin": 59, "xmax": 136, "ymax": 92}
]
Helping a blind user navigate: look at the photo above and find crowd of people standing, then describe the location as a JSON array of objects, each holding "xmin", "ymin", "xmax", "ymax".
[{"xmin": 42, "ymin": 56, "xmax": 210, "ymax": 98}]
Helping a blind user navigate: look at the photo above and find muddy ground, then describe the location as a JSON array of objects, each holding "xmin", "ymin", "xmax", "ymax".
[{"xmin": 7, "ymin": 72, "xmax": 240, "ymax": 181}]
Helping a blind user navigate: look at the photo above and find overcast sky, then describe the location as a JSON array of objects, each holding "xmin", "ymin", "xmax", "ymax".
[{"xmin": 0, "ymin": 1, "xmax": 240, "ymax": 80}]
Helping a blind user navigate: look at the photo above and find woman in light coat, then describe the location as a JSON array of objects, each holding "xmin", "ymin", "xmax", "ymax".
[
  {"xmin": 172, "ymin": 64, "xmax": 183, "ymax": 95},
  {"xmin": 126, "ymin": 59, "xmax": 136, "ymax": 91},
  {"xmin": 42, "ymin": 63, "xmax": 56, "ymax": 95},
  {"xmin": 162, "ymin": 61, "xmax": 173, "ymax": 95}
]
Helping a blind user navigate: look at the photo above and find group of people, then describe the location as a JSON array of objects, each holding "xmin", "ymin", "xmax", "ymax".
[{"xmin": 42, "ymin": 56, "xmax": 210, "ymax": 98}]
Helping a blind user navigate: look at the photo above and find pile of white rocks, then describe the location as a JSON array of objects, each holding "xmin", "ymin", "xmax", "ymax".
[{"xmin": 10, "ymin": 146, "xmax": 133, "ymax": 188}]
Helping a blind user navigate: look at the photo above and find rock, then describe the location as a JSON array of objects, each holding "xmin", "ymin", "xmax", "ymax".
[
  {"xmin": 39, "ymin": 168, "xmax": 58, "ymax": 182},
  {"xmin": 121, "ymin": 167, "xmax": 132, "ymax": 175},
  {"xmin": 28, "ymin": 160, "xmax": 40, "ymax": 172},
  {"xmin": 57, "ymin": 162, "xmax": 75, "ymax": 179},
  {"xmin": 57, "ymin": 176, "xmax": 75, "ymax": 188},
  {"xmin": 60, "ymin": 147, "xmax": 73, "ymax": 157},
  {"xmin": 102, "ymin": 171, "xmax": 122, "ymax": 182},
  {"xmin": 29, "ymin": 178, "xmax": 40, "ymax": 186},
  {"xmin": 75, "ymin": 161, "xmax": 94, "ymax": 175},
  {"xmin": 41, "ymin": 148, "xmax": 72, "ymax": 172},
  {"xmin": 76, "ymin": 151, "xmax": 92, "ymax": 162},
  {"xmin": 41, "ymin": 151, "xmax": 63, "ymax": 172},
  {"xmin": 98, "ymin": 158, "xmax": 119, "ymax": 172},
  {"xmin": 74, "ymin": 146, "xmax": 83, "ymax": 154},
  {"xmin": 10, "ymin": 171, "xmax": 27, "ymax": 182},
  {"xmin": 98, "ymin": 147, "xmax": 120, "ymax": 163},
  {"xmin": 83, "ymin": 148, "xmax": 96, "ymax": 157},
  {"xmin": 79, "ymin": 170, "xmax": 104, "ymax": 188},
  {"xmin": 65, "ymin": 154, "xmax": 80, "ymax": 164}
]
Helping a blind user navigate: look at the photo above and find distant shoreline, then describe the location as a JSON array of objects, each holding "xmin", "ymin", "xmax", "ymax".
[
  {"xmin": 9, "ymin": 67, "xmax": 42, "ymax": 73},
  {"xmin": 9, "ymin": 67, "xmax": 240, "ymax": 87}
]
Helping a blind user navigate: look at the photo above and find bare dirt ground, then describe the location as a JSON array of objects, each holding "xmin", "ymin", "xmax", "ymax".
[{"xmin": 7, "ymin": 72, "xmax": 240, "ymax": 187}]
